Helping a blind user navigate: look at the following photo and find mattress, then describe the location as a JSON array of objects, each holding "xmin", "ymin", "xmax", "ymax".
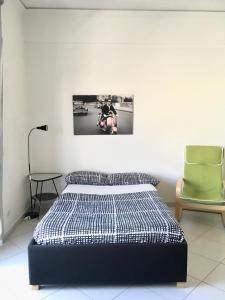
[
  {"xmin": 33, "ymin": 184, "xmax": 185, "ymax": 245},
  {"xmin": 62, "ymin": 183, "xmax": 156, "ymax": 194}
]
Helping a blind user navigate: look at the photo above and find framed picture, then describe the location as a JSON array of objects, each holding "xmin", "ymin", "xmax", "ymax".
[{"xmin": 72, "ymin": 95, "xmax": 133, "ymax": 135}]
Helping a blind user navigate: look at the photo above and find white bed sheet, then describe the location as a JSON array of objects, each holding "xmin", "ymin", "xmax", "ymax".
[{"xmin": 62, "ymin": 183, "xmax": 156, "ymax": 195}]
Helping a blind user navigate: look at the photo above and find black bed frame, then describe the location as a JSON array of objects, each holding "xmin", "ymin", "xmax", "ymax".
[{"xmin": 28, "ymin": 239, "xmax": 187, "ymax": 288}]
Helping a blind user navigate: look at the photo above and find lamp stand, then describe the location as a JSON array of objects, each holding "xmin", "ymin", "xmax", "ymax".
[{"xmin": 25, "ymin": 125, "xmax": 48, "ymax": 219}]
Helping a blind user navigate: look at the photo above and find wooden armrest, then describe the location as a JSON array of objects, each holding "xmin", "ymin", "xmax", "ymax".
[{"xmin": 176, "ymin": 178, "xmax": 183, "ymax": 198}]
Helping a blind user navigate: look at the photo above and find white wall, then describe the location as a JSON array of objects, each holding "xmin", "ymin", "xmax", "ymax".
[
  {"xmin": 2, "ymin": 0, "xmax": 28, "ymax": 234},
  {"xmin": 24, "ymin": 10, "xmax": 225, "ymax": 202}
]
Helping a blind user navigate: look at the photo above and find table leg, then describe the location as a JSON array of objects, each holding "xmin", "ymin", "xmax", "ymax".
[
  {"xmin": 29, "ymin": 180, "xmax": 33, "ymax": 210},
  {"xmin": 33, "ymin": 181, "xmax": 39, "ymax": 210},
  {"xmin": 38, "ymin": 182, "xmax": 43, "ymax": 217},
  {"xmin": 52, "ymin": 179, "xmax": 59, "ymax": 196}
]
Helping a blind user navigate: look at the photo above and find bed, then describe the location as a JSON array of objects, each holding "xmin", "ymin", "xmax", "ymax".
[{"xmin": 28, "ymin": 173, "xmax": 187, "ymax": 289}]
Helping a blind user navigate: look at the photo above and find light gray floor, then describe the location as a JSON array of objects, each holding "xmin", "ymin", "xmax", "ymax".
[{"xmin": 0, "ymin": 208, "xmax": 225, "ymax": 300}]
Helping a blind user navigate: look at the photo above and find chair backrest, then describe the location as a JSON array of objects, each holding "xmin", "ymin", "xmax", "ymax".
[{"xmin": 182, "ymin": 145, "xmax": 224, "ymax": 203}]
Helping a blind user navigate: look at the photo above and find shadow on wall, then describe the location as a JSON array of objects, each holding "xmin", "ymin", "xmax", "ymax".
[{"xmin": 157, "ymin": 178, "xmax": 176, "ymax": 204}]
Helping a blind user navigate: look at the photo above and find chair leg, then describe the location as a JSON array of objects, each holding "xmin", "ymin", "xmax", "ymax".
[
  {"xmin": 175, "ymin": 202, "xmax": 183, "ymax": 222},
  {"xmin": 222, "ymin": 212, "xmax": 225, "ymax": 227}
]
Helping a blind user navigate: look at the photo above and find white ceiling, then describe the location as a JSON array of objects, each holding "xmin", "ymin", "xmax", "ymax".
[{"xmin": 20, "ymin": 0, "xmax": 225, "ymax": 11}]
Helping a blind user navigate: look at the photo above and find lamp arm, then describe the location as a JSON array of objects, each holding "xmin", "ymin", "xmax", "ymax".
[{"xmin": 28, "ymin": 127, "xmax": 37, "ymax": 175}]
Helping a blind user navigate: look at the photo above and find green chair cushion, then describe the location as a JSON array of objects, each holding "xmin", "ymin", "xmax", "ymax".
[
  {"xmin": 181, "ymin": 145, "xmax": 224, "ymax": 204},
  {"xmin": 186, "ymin": 145, "xmax": 223, "ymax": 164}
]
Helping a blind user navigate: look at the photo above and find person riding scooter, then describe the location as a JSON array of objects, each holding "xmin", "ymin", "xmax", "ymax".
[{"xmin": 97, "ymin": 97, "xmax": 117, "ymax": 126}]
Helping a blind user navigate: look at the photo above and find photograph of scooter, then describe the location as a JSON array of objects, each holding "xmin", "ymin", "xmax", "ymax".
[{"xmin": 72, "ymin": 95, "xmax": 133, "ymax": 135}]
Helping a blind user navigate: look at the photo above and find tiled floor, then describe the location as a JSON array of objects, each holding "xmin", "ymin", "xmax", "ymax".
[{"xmin": 0, "ymin": 208, "xmax": 225, "ymax": 300}]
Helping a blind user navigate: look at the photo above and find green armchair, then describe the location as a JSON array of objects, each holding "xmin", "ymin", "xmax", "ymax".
[{"xmin": 176, "ymin": 145, "xmax": 225, "ymax": 226}]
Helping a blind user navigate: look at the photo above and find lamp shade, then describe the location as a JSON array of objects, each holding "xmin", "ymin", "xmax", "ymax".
[{"xmin": 36, "ymin": 125, "xmax": 48, "ymax": 131}]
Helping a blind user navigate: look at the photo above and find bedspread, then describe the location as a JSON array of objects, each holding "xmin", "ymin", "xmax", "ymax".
[{"xmin": 33, "ymin": 190, "xmax": 185, "ymax": 245}]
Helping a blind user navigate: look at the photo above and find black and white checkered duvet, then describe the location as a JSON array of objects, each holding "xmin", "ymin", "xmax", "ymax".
[{"xmin": 33, "ymin": 190, "xmax": 185, "ymax": 245}]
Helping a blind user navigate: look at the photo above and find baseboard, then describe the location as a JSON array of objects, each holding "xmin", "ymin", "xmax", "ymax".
[
  {"xmin": 3, "ymin": 215, "xmax": 24, "ymax": 243},
  {"xmin": 2, "ymin": 203, "xmax": 30, "ymax": 243}
]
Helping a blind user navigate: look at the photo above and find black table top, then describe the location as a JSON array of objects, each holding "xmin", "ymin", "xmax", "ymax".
[{"xmin": 28, "ymin": 173, "xmax": 63, "ymax": 182}]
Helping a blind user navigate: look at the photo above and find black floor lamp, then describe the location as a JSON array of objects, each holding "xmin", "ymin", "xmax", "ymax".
[{"xmin": 25, "ymin": 125, "xmax": 48, "ymax": 219}]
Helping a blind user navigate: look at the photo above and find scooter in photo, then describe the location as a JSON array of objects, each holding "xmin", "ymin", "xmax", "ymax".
[{"xmin": 97, "ymin": 111, "xmax": 118, "ymax": 134}]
